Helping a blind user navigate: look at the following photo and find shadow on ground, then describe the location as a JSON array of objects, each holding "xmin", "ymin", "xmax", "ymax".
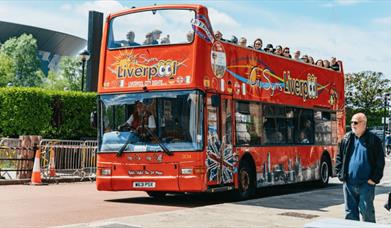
[
  {"xmin": 105, "ymin": 183, "xmax": 362, "ymax": 208},
  {"xmin": 236, "ymin": 182, "xmax": 391, "ymax": 212},
  {"xmin": 103, "ymin": 180, "xmax": 391, "ymax": 211},
  {"xmin": 104, "ymin": 182, "xmax": 341, "ymax": 209},
  {"xmin": 105, "ymin": 191, "xmax": 232, "ymax": 208}
]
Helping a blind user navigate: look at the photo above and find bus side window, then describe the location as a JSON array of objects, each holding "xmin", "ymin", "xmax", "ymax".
[
  {"xmin": 314, "ymin": 111, "xmax": 332, "ymax": 145},
  {"xmin": 294, "ymin": 109, "xmax": 314, "ymax": 144},
  {"xmin": 235, "ymin": 101, "xmax": 262, "ymax": 146},
  {"xmin": 262, "ymin": 105, "xmax": 287, "ymax": 145}
]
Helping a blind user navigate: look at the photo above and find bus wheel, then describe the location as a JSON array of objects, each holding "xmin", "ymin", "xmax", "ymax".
[
  {"xmin": 146, "ymin": 191, "xmax": 167, "ymax": 198},
  {"xmin": 234, "ymin": 160, "xmax": 255, "ymax": 200},
  {"xmin": 318, "ymin": 156, "xmax": 330, "ymax": 186}
]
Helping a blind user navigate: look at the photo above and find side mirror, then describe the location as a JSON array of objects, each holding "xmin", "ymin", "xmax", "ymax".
[
  {"xmin": 90, "ymin": 111, "xmax": 97, "ymax": 128},
  {"xmin": 211, "ymin": 95, "xmax": 220, "ymax": 107}
]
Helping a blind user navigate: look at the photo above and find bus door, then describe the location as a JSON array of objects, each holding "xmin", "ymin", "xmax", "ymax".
[{"xmin": 206, "ymin": 94, "xmax": 234, "ymax": 186}]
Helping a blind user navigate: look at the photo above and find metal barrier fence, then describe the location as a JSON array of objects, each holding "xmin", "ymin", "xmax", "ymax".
[
  {"xmin": 39, "ymin": 139, "xmax": 97, "ymax": 181},
  {"xmin": 0, "ymin": 138, "xmax": 34, "ymax": 179},
  {"xmin": 0, "ymin": 138, "xmax": 97, "ymax": 181}
]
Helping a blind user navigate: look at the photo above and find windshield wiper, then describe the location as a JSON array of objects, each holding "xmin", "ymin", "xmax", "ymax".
[
  {"xmin": 117, "ymin": 128, "xmax": 172, "ymax": 156},
  {"xmin": 117, "ymin": 131, "xmax": 137, "ymax": 157},
  {"xmin": 145, "ymin": 127, "xmax": 173, "ymax": 156}
]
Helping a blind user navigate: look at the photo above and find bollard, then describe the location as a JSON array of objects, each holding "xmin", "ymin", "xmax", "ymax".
[{"xmin": 30, "ymin": 147, "xmax": 43, "ymax": 185}]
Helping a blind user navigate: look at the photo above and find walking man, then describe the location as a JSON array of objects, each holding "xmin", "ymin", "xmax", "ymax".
[{"xmin": 336, "ymin": 113, "xmax": 385, "ymax": 223}]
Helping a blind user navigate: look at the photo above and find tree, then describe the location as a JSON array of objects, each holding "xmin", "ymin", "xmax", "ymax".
[
  {"xmin": 345, "ymin": 71, "xmax": 391, "ymax": 127},
  {"xmin": 42, "ymin": 71, "xmax": 69, "ymax": 90},
  {"xmin": 0, "ymin": 34, "xmax": 43, "ymax": 87},
  {"xmin": 0, "ymin": 53, "xmax": 14, "ymax": 87},
  {"xmin": 40, "ymin": 56, "xmax": 82, "ymax": 91},
  {"xmin": 59, "ymin": 56, "xmax": 82, "ymax": 91}
]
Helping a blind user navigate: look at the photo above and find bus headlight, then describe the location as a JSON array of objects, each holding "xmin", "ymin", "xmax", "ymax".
[
  {"xmin": 181, "ymin": 168, "xmax": 192, "ymax": 175},
  {"xmin": 181, "ymin": 167, "xmax": 204, "ymax": 175},
  {"xmin": 101, "ymin": 168, "xmax": 112, "ymax": 176}
]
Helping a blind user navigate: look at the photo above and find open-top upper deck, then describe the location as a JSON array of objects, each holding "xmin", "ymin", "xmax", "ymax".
[{"xmin": 98, "ymin": 4, "xmax": 344, "ymax": 111}]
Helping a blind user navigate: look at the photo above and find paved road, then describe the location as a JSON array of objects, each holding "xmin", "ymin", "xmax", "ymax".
[
  {"xmin": 59, "ymin": 179, "xmax": 391, "ymax": 228},
  {"xmin": 61, "ymin": 157, "xmax": 391, "ymax": 227},
  {"xmin": 2, "ymin": 158, "xmax": 391, "ymax": 228},
  {"xmin": 0, "ymin": 182, "xmax": 198, "ymax": 228}
]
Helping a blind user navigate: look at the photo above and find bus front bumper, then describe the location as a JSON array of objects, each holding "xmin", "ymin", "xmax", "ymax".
[{"xmin": 96, "ymin": 166, "xmax": 205, "ymax": 192}]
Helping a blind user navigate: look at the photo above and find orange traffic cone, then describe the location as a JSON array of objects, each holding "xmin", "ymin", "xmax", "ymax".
[
  {"xmin": 31, "ymin": 148, "xmax": 43, "ymax": 185},
  {"xmin": 49, "ymin": 146, "xmax": 56, "ymax": 177}
]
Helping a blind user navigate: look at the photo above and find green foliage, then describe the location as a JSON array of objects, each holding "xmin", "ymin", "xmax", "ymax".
[
  {"xmin": 48, "ymin": 91, "xmax": 96, "ymax": 139},
  {"xmin": 0, "ymin": 87, "xmax": 51, "ymax": 137},
  {"xmin": 0, "ymin": 87, "xmax": 96, "ymax": 139},
  {"xmin": 0, "ymin": 34, "xmax": 81, "ymax": 91},
  {"xmin": 42, "ymin": 56, "xmax": 83, "ymax": 91},
  {"xmin": 0, "ymin": 34, "xmax": 43, "ymax": 87},
  {"xmin": 0, "ymin": 53, "xmax": 14, "ymax": 87},
  {"xmin": 345, "ymin": 71, "xmax": 391, "ymax": 127},
  {"xmin": 42, "ymin": 71, "xmax": 69, "ymax": 91},
  {"xmin": 59, "ymin": 56, "xmax": 82, "ymax": 91}
]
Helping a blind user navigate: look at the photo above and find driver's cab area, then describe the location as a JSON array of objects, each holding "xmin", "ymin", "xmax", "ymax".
[
  {"xmin": 99, "ymin": 91, "xmax": 204, "ymax": 153},
  {"xmin": 116, "ymin": 98, "xmax": 189, "ymax": 143},
  {"xmin": 116, "ymin": 99, "xmax": 156, "ymax": 140}
]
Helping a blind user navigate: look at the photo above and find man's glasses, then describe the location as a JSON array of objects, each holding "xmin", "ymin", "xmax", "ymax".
[
  {"xmin": 351, "ymin": 121, "xmax": 361, "ymax": 125},
  {"xmin": 255, "ymin": 43, "xmax": 261, "ymax": 45}
]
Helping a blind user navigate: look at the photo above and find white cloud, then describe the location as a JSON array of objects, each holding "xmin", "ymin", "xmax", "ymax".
[
  {"xmin": 335, "ymin": 0, "xmax": 364, "ymax": 6},
  {"xmin": 74, "ymin": 0, "xmax": 125, "ymax": 16},
  {"xmin": 321, "ymin": 3, "xmax": 334, "ymax": 8},
  {"xmin": 0, "ymin": 0, "xmax": 127, "ymax": 39},
  {"xmin": 322, "ymin": 0, "xmax": 366, "ymax": 7},
  {"xmin": 0, "ymin": 1, "xmax": 388, "ymax": 79},
  {"xmin": 207, "ymin": 7, "xmax": 240, "ymax": 30},
  {"xmin": 373, "ymin": 17, "xmax": 391, "ymax": 25},
  {"xmin": 212, "ymin": 11, "xmax": 391, "ymax": 79},
  {"xmin": 60, "ymin": 4, "xmax": 72, "ymax": 11},
  {"xmin": 0, "ymin": 2, "xmax": 86, "ymax": 38}
]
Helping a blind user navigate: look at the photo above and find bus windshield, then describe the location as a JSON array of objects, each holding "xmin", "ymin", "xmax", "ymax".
[
  {"xmin": 99, "ymin": 90, "xmax": 203, "ymax": 152},
  {"xmin": 108, "ymin": 9, "xmax": 195, "ymax": 49}
]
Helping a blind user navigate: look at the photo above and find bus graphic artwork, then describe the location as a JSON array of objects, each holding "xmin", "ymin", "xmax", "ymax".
[
  {"xmin": 207, "ymin": 126, "xmax": 234, "ymax": 184},
  {"xmin": 107, "ymin": 50, "xmax": 188, "ymax": 86},
  {"xmin": 95, "ymin": 4, "xmax": 345, "ymax": 200},
  {"xmin": 211, "ymin": 42, "xmax": 226, "ymax": 78}
]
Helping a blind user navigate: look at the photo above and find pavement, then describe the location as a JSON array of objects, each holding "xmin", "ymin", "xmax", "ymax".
[
  {"xmin": 58, "ymin": 158, "xmax": 391, "ymax": 228},
  {"xmin": 0, "ymin": 176, "xmax": 95, "ymax": 185},
  {"xmin": 57, "ymin": 181, "xmax": 391, "ymax": 227}
]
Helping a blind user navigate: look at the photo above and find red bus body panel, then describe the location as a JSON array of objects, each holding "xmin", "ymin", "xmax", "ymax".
[{"xmin": 96, "ymin": 4, "xmax": 345, "ymax": 192}]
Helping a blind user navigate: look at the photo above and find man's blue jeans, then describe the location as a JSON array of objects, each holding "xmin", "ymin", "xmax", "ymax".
[{"xmin": 343, "ymin": 182, "xmax": 376, "ymax": 223}]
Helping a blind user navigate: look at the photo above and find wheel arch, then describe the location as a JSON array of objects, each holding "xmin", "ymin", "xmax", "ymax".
[
  {"xmin": 321, "ymin": 150, "xmax": 332, "ymax": 177},
  {"xmin": 233, "ymin": 152, "xmax": 257, "ymax": 200},
  {"xmin": 239, "ymin": 152, "xmax": 257, "ymax": 182}
]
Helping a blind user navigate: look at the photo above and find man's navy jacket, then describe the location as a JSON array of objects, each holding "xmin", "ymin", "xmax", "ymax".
[{"xmin": 336, "ymin": 130, "xmax": 385, "ymax": 184}]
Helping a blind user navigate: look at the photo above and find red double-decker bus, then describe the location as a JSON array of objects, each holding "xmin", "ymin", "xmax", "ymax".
[{"xmin": 96, "ymin": 4, "xmax": 345, "ymax": 199}]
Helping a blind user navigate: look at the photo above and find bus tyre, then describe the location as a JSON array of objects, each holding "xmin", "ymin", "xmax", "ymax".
[
  {"xmin": 147, "ymin": 191, "xmax": 167, "ymax": 198},
  {"xmin": 318, "ymin": 156, "xmax": 330, "ymax": 187},
  {"xmin": 234, "ymin": 160, "xmax": 255, "ymax": 201}
]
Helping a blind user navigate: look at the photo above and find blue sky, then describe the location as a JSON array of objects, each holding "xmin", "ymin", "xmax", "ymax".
[{"xmin": 0, "ymin": 0, "xmax": 390, "ymax": 80}]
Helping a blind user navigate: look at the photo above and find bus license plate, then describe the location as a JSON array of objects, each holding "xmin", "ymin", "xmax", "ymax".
[{"xmin": 133, "ymin": 181, "xmax": 156, "ymax": 188}]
